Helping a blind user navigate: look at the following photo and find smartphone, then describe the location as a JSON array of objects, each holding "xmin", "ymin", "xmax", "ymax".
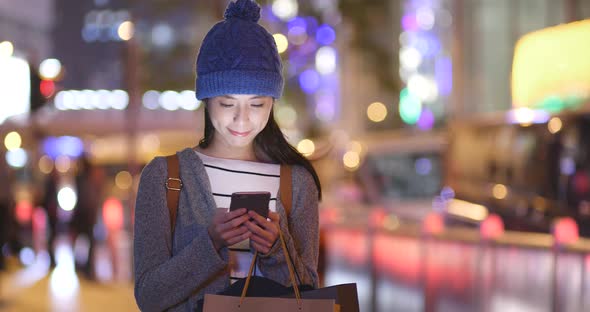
[{"xmin": 229, "ymin": 191, "xmax": 271, "ymax": 218}]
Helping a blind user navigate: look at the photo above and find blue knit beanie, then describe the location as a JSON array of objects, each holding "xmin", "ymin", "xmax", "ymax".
[{"xmin": 195, "ymin": 0, "xmax": 283, "ymax": 100}]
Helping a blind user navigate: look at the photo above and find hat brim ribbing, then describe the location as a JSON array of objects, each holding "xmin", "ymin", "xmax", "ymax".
[{"xmin": 196, "ymin": 70, "xmax": 284, "ymax": 100}]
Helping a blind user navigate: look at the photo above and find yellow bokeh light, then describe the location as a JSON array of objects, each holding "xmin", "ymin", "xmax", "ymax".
[
  {"xmin": 273, "ymin": 33, "xmax": 289, "ymax": 54},
  {"xmin": 115, "ymin": 171, "xmax": 133, "ymax": 190},
  {"xmin": 39, "ymin": 155, "xmax": 54, "ymax": 174},
  {"xmin": 492, "ymin": 184, "xmax": 508, "ymax": 200},
  {"xmin": 4, "ymin": 131, "xmax": 22, "ymax": 151},
  {"xmin": 297, "ymin": 139, "xmax": 315, "ymax": 156},
  {"xmin": 367, "ymin": 102, "xmax": 388, "ymax": 122},
  {"xmin": 55, "ymin": 155, "xmax": 71, "ymax": 173},
  {"xmin": 118, "ymin": 21, "xmax": 134, "ymax": 41},
  {"xmin": 548, "ymin": 117, "xmax": 563, "ymax": 134},
  {"xmin": 343, "ymin": 151, "xmax": 360, "ymax": 170},
  {"xmin": 348, "ymin": 141, "xmax": 363, "ymax": 154},
  {"xmin": 512, "ymin": 20, "xmax": 590, "ymax": 108},
  {"xmin": 275, "ymin": 105, "xmax": 297, "ymax": 128},
  {"xmin": 0, "ymin": 41, "xmax": 14, "ymax": 57}
]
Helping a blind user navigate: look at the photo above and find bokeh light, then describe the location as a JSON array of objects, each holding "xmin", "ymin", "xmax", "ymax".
[
  {"xmin": 548, "ymin": 117, "xmax": 563, "ymax": 134},
  {"xmin": 399, "ymin": 88, "xmax": 422, "ymax": 125},
  {"xmin": 316, "ymin": 25, "xmax": 336, "ymax": 45},
  {"xmin": 117, "ymin": 21, "xmax": 134, "ymax": 41},
  {"xmin": 0, "ymin": 41, "xmax": 14, "ymax": 57},
  {"xmin": 272, "ymin": 0, "xmax": 298, "ymax": 21},
  {"xmin": 115, "ymin": 171, "xmax": 133, "ymax": 190},
  {"xmin": 315, "ymin": 46, "xmax": 337, "ymax": 75},
  {"xmin": 57, "ymin": 186, "xmax": 77, "ymax": 211},
  {"xmin": 299, "ymin": 69, "xmax": 320, "ymax": 94},
  {"xmin": 4, "ymin": 131, "xmax": 22, "ymax": 150},
  {"xmin": 275, "ymin": 105, "xmax": 297, "ymax": 128},
  {"xmin": 273, "ymin": 33, "xmax": 289, "ymax": 54},
  {"xmin": 297, "ymin": 139, "xmax": 315, "ymax": 156},
  {"xmin": 39, "ymin": 58, "xmax": 62, "ymax": 80},
  {"xmin": 417, "ymin": 107, "xmax": 435, "ymax": 130},
  {"xmin": 492, "ymin": 184, "xmax": 508, "ymax": 199},
  {"xmin": 39, "ymin": 155, "xmax": 54, "ymax": 174},
  {"xmin": 343, "ymin": 151, "xmax": 360, "ymax": 171},
  {"xmin": 367, "ymin": 102, "xmax": 387, "ymax": 123},
  {"xmin": 55, "ymin": 155, "xmax": 71, "ymax": 173},
  {"xmin": 287, "ymin": 26, "xmax": 307, "ymax": 45},
  {"xmin": 6, "ymin": 148, "xmax": 27, "ymax": 168}
]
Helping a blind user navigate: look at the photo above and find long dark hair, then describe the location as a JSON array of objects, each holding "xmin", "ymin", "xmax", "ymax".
[{"xmin": 198, "ymin": 102, "xmax": 322, "ymax": 200}]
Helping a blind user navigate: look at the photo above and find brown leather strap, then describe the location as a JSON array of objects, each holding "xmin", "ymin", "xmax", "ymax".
[
  {"xmin": 241, "ymin": 231, "xmax": 301, "ymax": 305},
  {"xmin": 166, "ymin": 154, "xmax": 182, "ymax": 234},
  {"xmin": 280, "ymin": 165, "xmax": 292, "ymax": 216}
]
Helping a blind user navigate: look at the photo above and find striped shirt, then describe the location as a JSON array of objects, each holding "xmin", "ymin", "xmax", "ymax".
[{"xmin": 195, "ymin": 151, "xmax": 280, "ymax": 280}]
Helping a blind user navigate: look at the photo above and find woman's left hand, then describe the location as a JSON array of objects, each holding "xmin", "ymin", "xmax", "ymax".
[{"xmin": 245, "ymin": 211, "xmax": 280, "ymax": 254}]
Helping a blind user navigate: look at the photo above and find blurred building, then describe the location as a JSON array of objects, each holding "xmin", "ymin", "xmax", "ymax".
[
  {"xmin": 453, "ymin": 0, "xmax": 590, "ymax": 116},
  {"xmin": 0, "ymin": 0, "xmax": 55, "ymax": 61}
]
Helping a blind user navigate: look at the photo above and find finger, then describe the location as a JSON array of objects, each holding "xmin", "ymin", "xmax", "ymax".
[
  {"xmin": 249, "ymin": 232, "xmax": 273, "ymax": 248},
  {"xmin": 250, "ymin": 240, "xmax": 270, "ymax": 254},
  {"xmin": 244, "ymin": 220, "xmax": 266, "ymax": 236},
  {"xmin": 220, "ymin": 214, "xmax": 250, "ymax": 232},
  {"xmin": 225, "ymin": 228, "xmax": 251, "ymax": 246},
  {"xmin": 246, "ymin": 222, "xmax": 276, "ymax": 248},
  {"xmin": 248, "ymin": 211, "xmax": 278, "ymax": 231},
  {"xmin": 268, "ymin": 211, "xmax": 280, "ymax": 223},
  {"xmin": 247, "ymin": 210, "xmax": 267, "ymax": 224},
  {"xmin": 221, "ymin": 225, "xmax": 250, "ymax": 243},
  {"xmin": 223, "ymin": 208, "xmax": 247, "ymax": 221}
]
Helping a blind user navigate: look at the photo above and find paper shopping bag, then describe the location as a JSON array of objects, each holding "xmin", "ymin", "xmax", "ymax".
[
  {"xmin": 203, "ymin": 294, "xmax": 339, "ymax": 312},
  {"xmin": 295, "ymin": 283, "xmax": 359, "ymax": 312}
]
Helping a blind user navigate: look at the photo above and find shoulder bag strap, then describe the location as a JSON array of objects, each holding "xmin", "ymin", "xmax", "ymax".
[
  {"xmin": 165, "ymin": 154, "xmax": 182, "ymax": 235},
  {"xmin": 279, "ymin": 164, "xmax": 292, "ymax": 215},
  {"xmin": 278, "ymin": 164, "xmax": 305, "ymax": 285}
]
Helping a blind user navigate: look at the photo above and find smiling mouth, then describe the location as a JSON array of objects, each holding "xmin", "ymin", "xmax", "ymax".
[{"xmin": 228, "ymin": 129, "xmax": 252, "ymax": 137}]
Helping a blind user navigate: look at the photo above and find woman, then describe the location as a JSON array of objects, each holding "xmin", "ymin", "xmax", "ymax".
[{"xmin": 133, "ymin": 1, "xmax": 322, "ymax": 311}]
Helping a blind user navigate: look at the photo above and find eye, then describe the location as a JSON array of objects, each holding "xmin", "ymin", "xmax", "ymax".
[
  {"xmin": 219, "ymin": 103, "xmax": 233, "ymax": 108},
  {"xmin": 251, "ymin": 103, "xmax": 264, "ymax": 108}
]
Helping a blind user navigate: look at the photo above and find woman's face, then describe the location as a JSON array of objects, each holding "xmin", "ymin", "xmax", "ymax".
[{"xmin": 207, "ymin": 94, "xmax": 273, "ymax": 153}]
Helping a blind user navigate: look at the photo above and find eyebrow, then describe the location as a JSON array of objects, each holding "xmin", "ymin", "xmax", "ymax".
[{"xmin": 221, "ymin": 95, "xmax": 265, "ymax": 100}]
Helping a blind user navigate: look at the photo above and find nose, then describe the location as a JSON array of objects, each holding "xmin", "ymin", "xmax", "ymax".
[{"xmin": 233, "ymin": 105, "xmax": 249, "ymax": 123}]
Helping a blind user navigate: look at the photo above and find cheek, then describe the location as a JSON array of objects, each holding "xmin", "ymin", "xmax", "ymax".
[{"xmin": 256, "ymin": 109, "xmax": 272, "ymax": 129}]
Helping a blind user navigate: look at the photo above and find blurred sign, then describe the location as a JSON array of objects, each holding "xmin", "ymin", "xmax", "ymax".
[
  {"xmin": 512, "ymin": 19, "xmax": 590, "ymax": 111},
  {"xmin": 0, "ymin": 55, "xmax": 30, "ymax": 124}
]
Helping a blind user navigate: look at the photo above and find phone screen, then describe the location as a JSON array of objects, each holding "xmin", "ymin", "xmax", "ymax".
[{"xmin": 229, "ymin": 191, "xmax": 271, "ymax": 218}]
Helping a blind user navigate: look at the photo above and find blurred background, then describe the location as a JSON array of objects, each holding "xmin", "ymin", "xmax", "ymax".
[{"xmin": 1, "ymin": 0, "xmax": 590, "ymax": 311}]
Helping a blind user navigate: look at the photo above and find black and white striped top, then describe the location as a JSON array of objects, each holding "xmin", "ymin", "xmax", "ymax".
[{"xmin": 195, "ymin": 151, "xmax": 280, "ymax": 280}]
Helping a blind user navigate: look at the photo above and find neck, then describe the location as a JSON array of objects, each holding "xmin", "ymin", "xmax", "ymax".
[{"xmin": 196, "ymin": 143, "xmax": 258, "ymax": 161}]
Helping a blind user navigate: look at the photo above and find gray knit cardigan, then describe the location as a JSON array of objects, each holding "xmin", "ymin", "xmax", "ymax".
[{"xmin": 133, "ymin": 148, "xmax": 319, "ymax": 311}]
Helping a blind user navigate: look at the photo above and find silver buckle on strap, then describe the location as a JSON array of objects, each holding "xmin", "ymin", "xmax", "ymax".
[{"xmin": 166, "ymin": 178, "xmax": 183, "ymax": 191}]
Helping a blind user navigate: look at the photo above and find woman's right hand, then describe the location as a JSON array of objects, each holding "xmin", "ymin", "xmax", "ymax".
[{"xmin": 208, "ymin": 208, "xmax": 251, "ymax": 251}]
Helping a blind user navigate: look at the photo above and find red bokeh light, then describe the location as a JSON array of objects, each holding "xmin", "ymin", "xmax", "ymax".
[
  {"xmin": 15, "ymin": 200, "xmax": 33, "ymax": 224},
  {"xmin": 40, "ymin": 80, "xmax": 55, "ymax": 98},
  {"xmin": 553, "ymin": 217, "xmax": 579, "ymax": 245},
  {"xmin": 480, "ymin": 213, "xmax": 504, "ymax": 239},
  {"xmin": 103, "ymin": 197, "xmax": 124, "ymax": 232},
  {"xmin": 423, "ymin": 212, "xmax": 444, "ymax": 235}
]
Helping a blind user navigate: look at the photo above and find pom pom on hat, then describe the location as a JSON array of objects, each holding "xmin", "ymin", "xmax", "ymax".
[{"xmin": 224, "ymin": 0, "xmax": 261, "ymax": 23}]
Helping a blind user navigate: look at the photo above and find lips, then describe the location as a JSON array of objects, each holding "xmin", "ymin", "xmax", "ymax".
[{"xmin": 228, "ymin": 129, "xmax": 252, "ymax": 137}]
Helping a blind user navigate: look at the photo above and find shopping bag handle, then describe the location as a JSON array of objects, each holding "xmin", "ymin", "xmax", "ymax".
[{"xmin": 240, "ymin": 229, "xmax": 301, "ymax": 305}]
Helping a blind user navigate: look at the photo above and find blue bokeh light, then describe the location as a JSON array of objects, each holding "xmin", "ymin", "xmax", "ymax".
[
  {"xmin": 43, "ymin": 136, "xmax": 85, "ymax": 159},
  {"xmin": 299, "ymin": 69, "xmax": 321, "ymax": 94},
  {"xmin": 287, "ymin": 17, "xmax": 307, "ymax": 32},
  {"xmin": 316, "ymin": 24, "xmax": 336, "ymax": 45}
]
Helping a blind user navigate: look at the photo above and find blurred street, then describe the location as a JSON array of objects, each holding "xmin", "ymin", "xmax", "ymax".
[
  {"xmin": 2, "ymin": 215, "xmax": 590, "ymax": 312},
  {"xmin": 0, "ymin": 236, "xmax": 136, "ymax": 312}
]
